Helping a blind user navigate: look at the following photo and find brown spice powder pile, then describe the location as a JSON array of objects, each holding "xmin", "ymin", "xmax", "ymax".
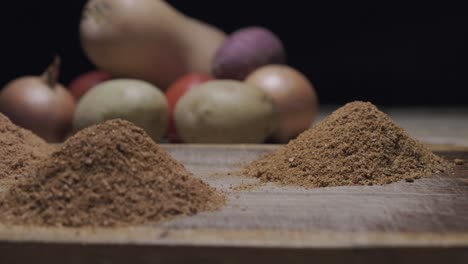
[
  {"xmin": 0, "ymin": 113, "xmax": 52, "ymax": 182},
  {"xmin": 0, "ymin": 119, "xmax": 224, "ymax": 227},
  {"xmin": 244, "ymin": 101, "xmax": 450, "ymax": 188}
]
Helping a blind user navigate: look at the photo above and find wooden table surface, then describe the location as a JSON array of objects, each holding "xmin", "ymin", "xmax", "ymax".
[
  {"xmin": 0, "ymin": 107, "xmax": 467, "ymax": 264},
  {"xmin": 1, "ymin": 145, "xmax": 468, "ymax": 264}
]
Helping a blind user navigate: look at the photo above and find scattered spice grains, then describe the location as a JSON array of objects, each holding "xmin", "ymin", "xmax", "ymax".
[
  {"xmin": 232, "ymin": 181, "xmax": 266, "ymax": 192},
  {"xmin": 0, "ymin": 119, "xmax": 224, "ymax": 227},
  {"xmin": 0, "ymin": 113, "xmax": 52, "ymax": 182},
  {"xmin": 244, "ymin": 101, "xmax": 451, "ymax": 188}
]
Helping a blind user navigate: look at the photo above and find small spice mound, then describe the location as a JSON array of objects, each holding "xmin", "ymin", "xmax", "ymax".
[
  {"xmin": 0, "ymin": 113, "xmax": 51, "ymax": 181},
  {"xmin": 0, "ymin": 119, "xmax": 224, "ymax": 227},
  {"xmin": 244, "ymin": 102, "xmax": 450, "ymax": 188}
]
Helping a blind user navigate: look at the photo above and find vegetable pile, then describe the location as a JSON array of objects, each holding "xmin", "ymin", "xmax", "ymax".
[{"xmin": 0, "ymin": 0, "xmax": 319, "ymax": 144}]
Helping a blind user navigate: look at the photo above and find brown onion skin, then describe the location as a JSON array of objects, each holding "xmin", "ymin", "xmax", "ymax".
[
  {"xmin": 0, "ymin": 62, "xmax": 76, "ymax": 142},
  {"xmin": 245, "ymin": 65, "xmax": 319, "ymax": 143},
  {"xmin": 212, "ymin": 27, "xmax": 286, "ymax": 80}
]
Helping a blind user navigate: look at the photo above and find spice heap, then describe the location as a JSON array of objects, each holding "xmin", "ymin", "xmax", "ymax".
[
  {"xmin": 0, "ymin": 119, "xmax": 224, "ymax": 227},
  {"xmin": 244, "ymin": 101, "xmax": 450, "ymax": 188},
  {"xmin": 0, "ymin": 113, "xmax": 52, "ymax": 181}
]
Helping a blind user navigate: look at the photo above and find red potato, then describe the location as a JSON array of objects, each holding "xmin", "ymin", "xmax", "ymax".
[
  {"xmin": 68, "ymin": 71, "xmax": 112, "ymax": 100},
  {"xmin": 165, "ymin": 74, "xmax": 212, "ymax": 142}
]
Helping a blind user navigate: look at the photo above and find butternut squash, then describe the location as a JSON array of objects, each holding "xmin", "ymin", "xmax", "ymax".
[{"xmin": 80, "ymin": 0, "xmax": 226, "ymax": 89}]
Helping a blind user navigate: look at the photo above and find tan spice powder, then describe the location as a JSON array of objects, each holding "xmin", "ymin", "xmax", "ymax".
[
  {"xmin": 244, "ymin": 101, "xmax": 451, "ymax": 188},
  {"xmin": 0, "ymin": 119, "xmax": 224, "ymax": 227},
  {"xmin": 0, "ymin": 113, "xmax": 52, "ymax": 183}
]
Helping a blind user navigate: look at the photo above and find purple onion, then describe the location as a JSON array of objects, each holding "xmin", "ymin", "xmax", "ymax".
[{"xmin": 212, "ymin": 27, "xmax": 286, "ymax": 80}]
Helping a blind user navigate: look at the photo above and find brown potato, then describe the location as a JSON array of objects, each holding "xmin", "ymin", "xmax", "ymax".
[
  {"xmin": 175, "ymin": 80, "xmax": 278, "ymax": 143},
  {"xmin": 73, "ymin": 79, "xmax": 168, "ymax": 141}
]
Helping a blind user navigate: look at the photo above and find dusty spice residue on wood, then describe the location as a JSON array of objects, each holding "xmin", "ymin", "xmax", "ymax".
[
  {"xmin": 244, "ymin": 101, "xmax": 451, "ymax": 188},
  {"xmin": 232, "ymin": 181, "xmax": 266, "ymax": 192},
  {"xmin": 0, "ymin": 119, "xmax": 224, "ymax": 227}
]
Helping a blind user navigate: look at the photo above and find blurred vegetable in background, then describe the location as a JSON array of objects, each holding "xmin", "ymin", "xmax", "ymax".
[
  {"xmin": 73, "ymin": 79, "xmax": 169, "ymax": 141},
  {"xmin": 165, "ymin": 74, "xmax": 212, "ymax": 143},
  {"xmin": 212, "ymin": 27, "xmax": 286, "ymax": 80},
  {"xmin": 80, "ymin": 0, "xmax": 226, "ymax": 88},
  {"xmin": 246, "ymin": 65, "xmax": 318, "ymax": 143},
  {"xmin": 174, "ymin": 80, "xmax": 279, "ymax": 144},
  {"xmin": 68, "ymin": 71, "xmax": 112, "ymax": 100},
  {"xmin": 0, "ymin": 57, "xmax": 75, "ymax": 142}
]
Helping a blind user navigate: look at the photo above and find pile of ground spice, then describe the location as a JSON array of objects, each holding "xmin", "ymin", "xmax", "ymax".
[
  {"xmin": 0, "ymin": 113, "xmax": 52, "ymax": 182},
  {"xmin": 0, "ymin": 119, "xmax": 225, "ymax": 227},
  {"xmin": 244, "ymin": 101, "xmax": 451, "ymax": 188}
]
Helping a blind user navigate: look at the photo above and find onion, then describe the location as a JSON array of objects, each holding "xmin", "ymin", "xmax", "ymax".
[
  {"xmin": 0, "ymin": 57, "xmax": 76, "ymax": 142},
  {"xmin": 245, "ymin": 65, "xmax": 319, "ymax": 143},
  {"xmin": 212, "ymin": 27, "xmax": 286, "ymax": 80}
]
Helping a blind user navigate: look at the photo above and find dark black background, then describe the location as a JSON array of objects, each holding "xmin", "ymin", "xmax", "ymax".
[{"xmin": 1, "ymin": 1, "xmax": 467, "ymax": 106}]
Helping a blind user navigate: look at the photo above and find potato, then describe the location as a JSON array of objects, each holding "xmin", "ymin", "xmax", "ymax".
[
  {"xmin": 73, "ymin": 79, "xmax": 168, "ymax": 141},
  {"xmin": 174, "ymin": 80, "xmax": 278, "ymax": 143}
]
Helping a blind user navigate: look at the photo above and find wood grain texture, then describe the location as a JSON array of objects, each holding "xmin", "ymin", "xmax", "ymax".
[{"xmin": 0, "ymin": 145, "xmax": 467, "ymax": 263}]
